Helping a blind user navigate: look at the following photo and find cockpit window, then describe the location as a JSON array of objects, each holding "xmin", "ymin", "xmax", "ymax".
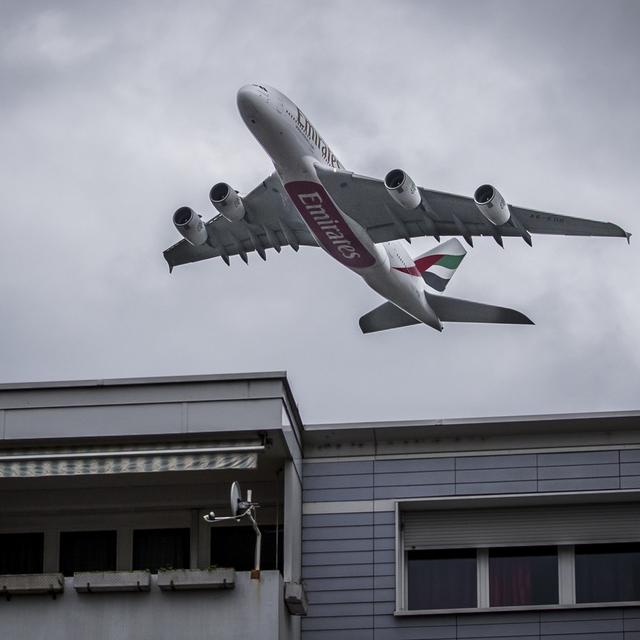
[{"xmin": 253, "ymin": 84, "xmax": 268, "ymax": 92}]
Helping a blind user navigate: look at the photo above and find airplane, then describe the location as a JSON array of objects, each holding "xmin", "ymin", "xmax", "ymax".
[{"xmin": 163, "ymin": 84, "xmax": 630, "ymax": 333}]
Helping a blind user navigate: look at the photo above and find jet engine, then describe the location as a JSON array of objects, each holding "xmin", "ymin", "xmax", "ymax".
[
  {"xmin": 384, "ymin": 169, "xmax": 421, "ymax": 210},
  {"xmin": 173, "ymin": 207, "xmax": 208, "ymax": 246},
  {"xmin": 209, "ymin": 183, "xmax": 246, "ymax": 222},
  {"xmin": 473, "ymin": 184, "xmax": 511, "ymax": 226}
]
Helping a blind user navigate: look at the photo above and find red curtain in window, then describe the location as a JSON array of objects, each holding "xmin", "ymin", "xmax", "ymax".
[{"xmin": 490, "ymin": 556, "xmax": 532, "ymax": 607}]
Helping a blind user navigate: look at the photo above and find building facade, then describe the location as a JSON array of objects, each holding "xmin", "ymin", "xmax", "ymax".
[{"xmin": 1, "ymin": 373, "xmax": 639, "ymax": 640}]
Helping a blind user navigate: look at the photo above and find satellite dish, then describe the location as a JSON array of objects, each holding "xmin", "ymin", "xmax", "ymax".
[{"xmin": 230, "ymin": 481, "xmax": 242, "ymax": 517}]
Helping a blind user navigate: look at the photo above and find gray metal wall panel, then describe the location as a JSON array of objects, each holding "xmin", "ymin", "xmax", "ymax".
[
  {"xmin": 375, "ymin": 458, "xmax": 454, "ymax": 473},
  {"xmin": 375, "ymin": 484, "xmax": 455, "ymax": 499},
  {"xmin": 304, "ymin": 474, "xmax": 373, "ymax": 489},
  {"xmin": 303, "ymin": 525, "xmax": 374, "ymax": 540},
  {"xmin": 304, "ymin": 577, "xmax": 374, "ymax": 592},
  {"xmin": 303, "ymin": 550, "xmax": 373, "ymax": 566},
  {"xmin": 538, "ymin": 477, "xmax": 621, "ymax": 492},
  {"xmin": 308, "ymin": 590, "xmax": 375, "ymax": 604},
  {"xmin": 301, "ymin": 452, "xmax": 638, "ymax": 640},
  {"xmin": 538, "ymin": 451, "xmax": 619, "ymax": 466},
  {"xmin": 302, "ymin": 538, "xmax": 373, "ymax": 553},
  {"xmin": 455, "ymin": 480, "xmax": 537, "ymax": 495},
  {"xmin": 538, "ymin": 463, "xmax": 620, "ymax": 479},
  {"xmin": 373, "ymin": 628, "xmax": 456, "ymax": 640},
  {"xmin": 301, "ymin": 615, "xmax": 373, "ymax": 630},
  {"xmin": 302, "ymin": 631, "xmax": 372, "ymax": 640},
  {"xmin": 302, "ymin": 563, "xmax": 374, "ymax": 579},
  {"xmin": 374, "ymin": 511, "xmax": 396, "ymax": 525},
  {"xmin": 303, "ymin": 512, "xmax": 373, "ymax": 528},
  {"xmin": 621, "ymin": 450, "xmax": 640, "ymax": 463},
  {"xmin": 456, "ymin": 467, "xmax": 537, "ymax": 483},
  {"xmin": 303, "ymin": 487, "xmax": 374, "ymax": 502},
  {"xmin": 455, "ymin": 454, "xmax": 537, "ymax": 470},
  {"xmin": 303, "ymin": 461, "xmax": 373, "ymax": 477},
  {"xmin": 374, "ymin": 470, "xmax": 454, "ymax": 486}
]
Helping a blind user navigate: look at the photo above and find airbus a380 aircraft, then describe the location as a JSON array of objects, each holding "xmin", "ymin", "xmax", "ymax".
[{"xmin": 164, "ymin": 84, "xmax": 630, "ymax": 333}]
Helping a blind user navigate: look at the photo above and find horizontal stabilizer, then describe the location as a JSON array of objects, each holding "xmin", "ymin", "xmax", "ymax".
[
  {"xmin": 359, "ymin": 302, "xmax": 420, "ymax": 334},
  {"xmin": 425, "ymin": 293, "xmax": 534, "ymax": 325}
]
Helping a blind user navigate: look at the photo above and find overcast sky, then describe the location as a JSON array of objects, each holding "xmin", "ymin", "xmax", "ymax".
[{"xmin": 1, "ymin": 0, "xmax": 638, "ymax": 424}]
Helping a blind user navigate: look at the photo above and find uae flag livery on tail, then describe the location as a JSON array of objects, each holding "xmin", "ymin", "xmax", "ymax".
[{"xmin": 414, "ymin": 238, "xmax": 467, "ymax": 292}]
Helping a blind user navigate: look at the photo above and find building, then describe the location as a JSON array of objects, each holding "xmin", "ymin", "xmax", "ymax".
[{"xmin": 1, "ymin": 373, "xmax": 639, "ymax": 640}]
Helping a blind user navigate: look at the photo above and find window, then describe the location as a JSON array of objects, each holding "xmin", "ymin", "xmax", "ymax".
[
  {"xmin": 132, "ymin": 528, "xmax": 190, "ymax": 573},
  {"xmin": 407, "ymin": 549, "xmax": 477, "ymax": 610},
  {"xmin": 576, "ymin": 543, "xmax": 640, "ymax": 603},
  {"xmin": 0, "ymin": 532, "xmax": 44, "ymax": 574},
  {"xmin": 211, "ymin": 525, "xmax": 283, "ymax": 572},
  {"xmin": 489, "ymin": 546, "xmax": 558, "ymax": 606},
  {"xmin": 59, "ymin": 530, "xmax": 117, "ymax": 577}
]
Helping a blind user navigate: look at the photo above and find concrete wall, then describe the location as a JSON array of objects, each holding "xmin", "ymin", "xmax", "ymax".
[
  {"xmin": 301, "ymin": 446, "xmax": 640, "ymax": 640},
  {"xmin": 0, "ymin": 571, "xmax": 289, "ymax": 640}
]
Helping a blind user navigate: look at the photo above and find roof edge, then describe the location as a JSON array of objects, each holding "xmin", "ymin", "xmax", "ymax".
[
  {"xmin": 305, "ymin": 408, "xmax": 640, "ymax": 432},
  {"xmin": 0, "ymin": 371, "xmax": 289, "ymax": 392}
]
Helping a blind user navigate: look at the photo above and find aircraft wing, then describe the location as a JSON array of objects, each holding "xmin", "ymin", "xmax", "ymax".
[
  {"xmin": 315, "ymin": 166, "xmax": 629, "ymax": 246},
  {"xmin": 164, "ymin": 173, "xmax": 317, "ymax": 270}
]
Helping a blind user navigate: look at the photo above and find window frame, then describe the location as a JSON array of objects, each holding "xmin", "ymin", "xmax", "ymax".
[{"xmin": 396, "ymin": 495, "xmax": 640, "ymax": 616}]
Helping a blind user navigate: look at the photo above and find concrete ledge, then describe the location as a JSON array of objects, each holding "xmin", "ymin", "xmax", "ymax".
[
  {"xmin": 73, "ymin": 571, "xmax": 150, "ymax": 593},
  {"xmin": 157, "ymin": 568, "xmax": 235, "ymax": 591},
  {"xmin": 0, "ymin": 573, "xmax": 64, "ymax": 597}
]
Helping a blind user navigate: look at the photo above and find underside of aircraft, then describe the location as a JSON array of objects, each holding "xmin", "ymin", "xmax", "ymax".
[{"xmin": 163, "ymin": 85, "xmax": 630, "ymax": 333}]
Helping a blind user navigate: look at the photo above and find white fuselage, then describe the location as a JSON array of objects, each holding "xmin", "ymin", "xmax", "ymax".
[{"xmin": 236, "ymin": 84, "xmax": 442, "ymax": 331}]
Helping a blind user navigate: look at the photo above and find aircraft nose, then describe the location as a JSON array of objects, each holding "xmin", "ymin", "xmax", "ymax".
[{"xmin": 237, "ymin": 84, "xmax": 257, "ymax": 115}]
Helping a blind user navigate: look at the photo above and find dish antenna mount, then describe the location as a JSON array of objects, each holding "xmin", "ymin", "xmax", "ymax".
[{"xmin": 203, "ymin": 481, "xmax": 262, "ymax": 578}]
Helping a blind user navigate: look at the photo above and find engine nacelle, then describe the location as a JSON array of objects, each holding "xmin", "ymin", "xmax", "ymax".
[
  {"xmin": 384, "ymin": 169, "xmax": 421, "ymax": 210},
  {"xmin": 209, "ymin": 182, "xmax": 246, "ymax": 222},
  {"xmin": 473, "ymin": 184, "xmax": 511, "ymax": 226},
  {"xmin": 173, "ymin": 207, "xmax": 208, "ymax": 246}
]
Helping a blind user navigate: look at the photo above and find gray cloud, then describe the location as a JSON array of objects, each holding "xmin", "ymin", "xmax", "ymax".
[{"xmin": 0, "ymin": 0, "xmax": 638, "ymax": 423}]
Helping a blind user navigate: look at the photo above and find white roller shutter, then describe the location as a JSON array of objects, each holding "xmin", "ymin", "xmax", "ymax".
[{"xmin": 403, "ymin": 502, "xmax": 640, "ymax": 549}]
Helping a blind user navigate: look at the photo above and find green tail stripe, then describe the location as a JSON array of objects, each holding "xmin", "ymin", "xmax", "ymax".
[{"xmin": 437, "ymin": 254, "xmax": 464, "ymax": 269}]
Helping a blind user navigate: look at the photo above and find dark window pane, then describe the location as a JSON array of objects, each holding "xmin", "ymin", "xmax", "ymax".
[
  {"xmin": 407, "ymin": 549, "xmax": 477, "ymax": 610},
  {"xmin": 576, "ymin": 543, "xmax": 640, "ymax": 603},
  {"xmin": 211, "ymin": 525, "xmax": 283, "ymax": 572},
  {"xmin": 489, "ymin": 546, "xmax": 558, "ymax": 606},
  {"xmin": 0, "ymin": 533, "xmax": 44, "ymax": 574},
  {"xmin": 59, "ymin": 531, "xmax": 117, "ymax": 577},
  {"xmin": 133, "ymin": 528, "xmax": 189, "ymax": 573}
]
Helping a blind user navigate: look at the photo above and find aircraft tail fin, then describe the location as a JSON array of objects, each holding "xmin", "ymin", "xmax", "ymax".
[
  {"xmin": 425, "ymin": 293, "xmax": 534, "ymax": 325},
  {"xmin": 359, "ymin": 302, "xmax": 421, "ymax": 334},
  {"xmin": 414, "ymin": 238, "xmax": 466, "ymax": 292}
]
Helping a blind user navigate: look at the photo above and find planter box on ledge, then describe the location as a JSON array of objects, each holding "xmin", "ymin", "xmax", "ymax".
[
  {"xmin": 157, "ymin": 568, "xmax": 235, "ymax": 591},
  {"xmin": 74, "ymin": 571, "xmax": 151, "ymax": 593},
  {"xmin": 0, "ymin": 573, "xmax": 64, "ymax": 597}
]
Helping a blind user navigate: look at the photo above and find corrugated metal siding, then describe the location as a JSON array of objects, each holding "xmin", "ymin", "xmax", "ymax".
[{"xmin": 301, "ymin": 449, "xmax": 640, "ymax": 640}]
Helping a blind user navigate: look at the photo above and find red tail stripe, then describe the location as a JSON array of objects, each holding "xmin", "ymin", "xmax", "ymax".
[{"xmin": 414, "ymin": 254, "xmax": 444, "ymax": 273}]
